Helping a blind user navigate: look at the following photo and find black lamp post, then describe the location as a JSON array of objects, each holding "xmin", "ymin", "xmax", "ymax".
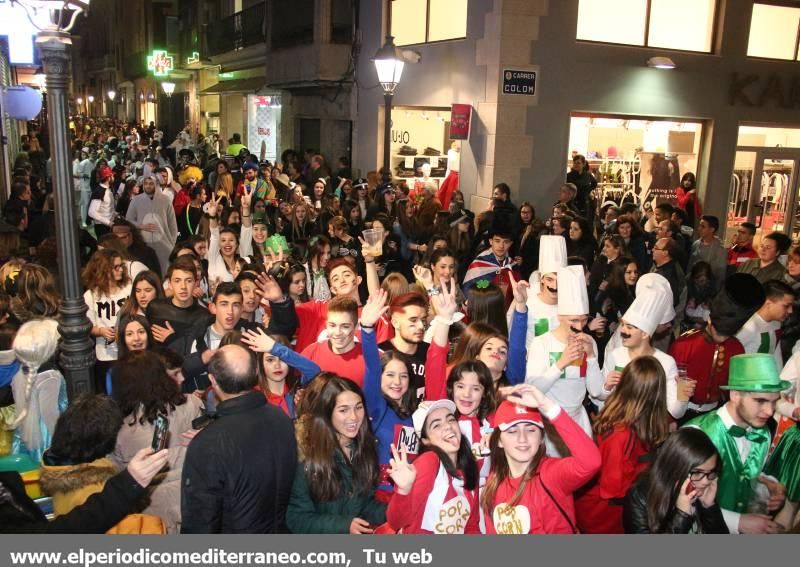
[
  {"xmin": 15, "ymin": 0, "xmax": 95, "ymax": 399},
  {"xmin": 373, "ymin": 35, "xmax": 404, "ymax": 183}
]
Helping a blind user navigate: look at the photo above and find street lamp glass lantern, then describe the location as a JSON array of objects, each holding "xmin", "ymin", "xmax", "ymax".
[
  {"xmin": 373, "ymin": 35, "xmax": 404, "ymax": 95},
  {"xmin": 107, "ymin": 89, "xmax": 115, "ymax": 101},
  {"xmin": 87, "ymin": 94, "xmax": 94, "ymax": 103},
  {"xmin": 11, "ymin": 0, "xmax": 91, "ymax": 32},
  {"xmin": 161, "ymin": 81, "xmax": 175, "ymax": 97}
]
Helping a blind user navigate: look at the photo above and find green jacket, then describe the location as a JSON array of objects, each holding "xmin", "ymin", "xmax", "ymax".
[{"xmin": 286, "ymin": 451, "xmax": 386, "ymax": 534}]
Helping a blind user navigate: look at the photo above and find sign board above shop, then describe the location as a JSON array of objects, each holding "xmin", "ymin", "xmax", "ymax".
[{"xmin": 502, "ymin": 69, "xmax": 538, "ymax": 96}]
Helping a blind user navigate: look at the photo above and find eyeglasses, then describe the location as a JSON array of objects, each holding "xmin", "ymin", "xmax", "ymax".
[
  {"xmin": 113, "ymin": 264, "xmax": 125, "ymax": 271},
  {"xmin": 688, "ymin": 469, "xmax": 719, "ymax": 482}
]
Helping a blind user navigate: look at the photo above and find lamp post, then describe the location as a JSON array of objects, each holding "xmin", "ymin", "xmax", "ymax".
[
  {"xmin": 14, "ymin": 0, "xmax": 95, "ymax": 399},
  {"xmin": 373, "ymin": 35, "xmax": 404, "ymax": 183}
]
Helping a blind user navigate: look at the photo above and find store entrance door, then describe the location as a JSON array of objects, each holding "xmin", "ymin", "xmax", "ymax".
[{"xmin": 729, "ymin": 148, "xmax": 800, "ymax": 244}]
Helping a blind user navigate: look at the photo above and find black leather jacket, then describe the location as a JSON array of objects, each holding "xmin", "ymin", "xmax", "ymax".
[{"xmin": 623, "ymin": 483, "xmax": 729, "ymax": 534}]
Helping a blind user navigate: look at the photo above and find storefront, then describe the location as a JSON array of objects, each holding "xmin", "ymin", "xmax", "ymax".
[
  {"xmin": 388, "ymin": 105, "xmax": 461, "ymax": 190},
  {"xmin": 246, "ymin": 94, "xmax": 282, "ymax": 163},
  {"xmin": 730, "ymin": 125, "xmax": 800, "ymax": 243},
  {"xmin": 567, "ymin": 114, "xmax": 705, "ymax": 212}
]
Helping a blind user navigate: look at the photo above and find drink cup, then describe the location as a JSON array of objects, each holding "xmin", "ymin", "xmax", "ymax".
[{"xmin": 362, "ymin": 227, "xmax": 383, "ymax": 249}]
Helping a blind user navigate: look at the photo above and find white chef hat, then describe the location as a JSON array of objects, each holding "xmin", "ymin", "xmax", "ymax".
[
  {"xmin": 635, "ymin": 273, "xmax": 675, "ymax": 324},
  {"xmin": 557, "ymin": 265, "xmax": 589, "ymax": 316},
  {"xmin": 530, "ymin": 235, "xmax": 568, "ymax": 289},
  {"xmin": 622, "ymin": 290, "xmax": 672, "ymax": 336}
]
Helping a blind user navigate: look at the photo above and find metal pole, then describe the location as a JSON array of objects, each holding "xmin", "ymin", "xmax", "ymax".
[
  {"xmin": 383, "ymin": 91, "xmax": 392, "ymax": 183},
  {"xmin": 37, "ymin": 29, "xmax": 96, "ymax": 400}
]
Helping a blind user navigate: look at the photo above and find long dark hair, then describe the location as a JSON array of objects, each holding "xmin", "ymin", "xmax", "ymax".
[
  {"xmin": 638, "ymin": 428, "xmax": 720, "ymax": 533},
  {"xmin": 119, "ymin": 270, "xmax": 163, "ymax": 320},
  {"xmin": 116, "ymin": 314, "xmax": 153, "ymax": 359},
  {"xmin": 297, "ymin": 373, "xmax": 379, "ymax": 502},
  {"xmin": 466, "ymin": 284, "xmax": 508, "ymax": 336},
  {"xmin": 419, "ymin": 408, "xmax": 479, "ymax": 491},
  {"xmin": 481, "ymin": 424, "xmax": 545, "ymax": 518},
  {"xmin": 112, "ymin": 350, "xmax": 187, "ymax": 425},
  {"xmin": 380, "ymin": 350, "xmax": 418, "ymax": 418},
  {"xmin": 446, "ymin": 360, "xmax": 497, "ymax": 421}
]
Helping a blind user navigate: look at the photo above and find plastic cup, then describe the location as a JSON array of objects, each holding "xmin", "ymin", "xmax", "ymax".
[
  {"xmin": 362, "ymin": 227, "xmax": 383, "ymax": 248},
  {"xmin": 677, "ymin": 377, "xmax": 691, "ymax": 402}
]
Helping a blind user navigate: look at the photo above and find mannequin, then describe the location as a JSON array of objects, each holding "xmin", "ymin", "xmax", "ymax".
[
  {"xmin": 412, "ymin": 163, "xmax": 436, "ymax": 201},
  {"xmin": 438, "ymin": 142, "xmax": 461, "ymax": 209}
]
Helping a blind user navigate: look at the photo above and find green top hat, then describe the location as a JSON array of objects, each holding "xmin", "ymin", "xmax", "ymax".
[{"xmin": 720, "ymin": 353, "xmax": 791, "ymax": 393}]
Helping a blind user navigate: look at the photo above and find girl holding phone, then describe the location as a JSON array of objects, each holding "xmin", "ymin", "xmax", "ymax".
[{"xmin": 623, "ymin": 427, "xmax": 727, "ymax": 533}]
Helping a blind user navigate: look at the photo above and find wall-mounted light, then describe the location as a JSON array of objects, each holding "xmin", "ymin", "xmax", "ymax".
[{"xmin": 647, "ymin": 56, "xmax": 676, "ymax": 69}]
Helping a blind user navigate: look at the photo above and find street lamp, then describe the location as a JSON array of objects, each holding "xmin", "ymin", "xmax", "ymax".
[
  {"xmin": 13, "ymin": 0, "xmax": 95, "ymax": 399},
  {"xmin": 373, "ymin": 35, "xmax": 404, "ymax": 183},
  {"xmin": 107, "ymin": 89, "xmax": 115, "ymax": 101},
  {"xmin": 161, "ymin": 81, "xmax": 175, "ymax": 97}
]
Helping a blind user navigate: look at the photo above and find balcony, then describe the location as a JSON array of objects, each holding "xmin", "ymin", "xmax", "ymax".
[{"xmin": 206, "ymin": 3, "xmax": 266, "ymax": 57}]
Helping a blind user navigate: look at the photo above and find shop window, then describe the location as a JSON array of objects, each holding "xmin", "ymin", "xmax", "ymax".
[
  {"xmin": 388, "ymin": 106, "xmax": 460, "ymax": 187},
  {"xmin": 567, "ymin": 114, "xmax": 703, "ymax": 212},
  {"xmin": 576, "ymin": 0, "xmax": 716, "ymax": 53},
  {"xmin": 390, "ymin": 0, "xmax": 467, "ymax": 47},
  {"xmin": 747, "ymin": 3, "xmax": 800, "ymax": 60}
]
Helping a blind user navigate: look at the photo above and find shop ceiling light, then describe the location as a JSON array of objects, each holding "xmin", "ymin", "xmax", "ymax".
[{"xmin": 647, "ymin": 56, "xmax": 676, "ymax": 69}]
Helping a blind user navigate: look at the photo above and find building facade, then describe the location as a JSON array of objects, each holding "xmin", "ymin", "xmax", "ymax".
[{"xmin": 355, "ymin": 0, "xmax": 800, "ymax": 243}]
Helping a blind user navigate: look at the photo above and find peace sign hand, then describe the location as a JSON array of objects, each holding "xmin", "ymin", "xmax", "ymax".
[
  {"xmin": 207, "ymin": 192, "xmax": 221, "ymax": 217},
  {"xmin": 241, "ymin": 185, "xmax": 253, "ymax": 210},
  {"xmin": 431, "ymin": 277, "xmax": 458, "ymax": 320},
  {"xmin": 388, "ymin": 443, "xmax": 416, "ymax": 496}
]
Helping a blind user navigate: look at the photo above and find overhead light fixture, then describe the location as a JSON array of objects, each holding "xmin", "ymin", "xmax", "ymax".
[{"xmin": 647, "ymin": 56, "xmax": 676, "ymax": 69}]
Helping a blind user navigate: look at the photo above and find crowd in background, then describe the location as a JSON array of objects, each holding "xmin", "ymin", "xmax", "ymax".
[{"xmin": 0, "ymin": 121, "xmax": 798, "ymax": 536}]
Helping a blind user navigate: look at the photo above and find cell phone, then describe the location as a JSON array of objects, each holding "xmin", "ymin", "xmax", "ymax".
[
  {"xmin": 685, "ymin": 481, "xmax": 695, "ymax": 495},
  {"xmin": 151, "ymin": 414, "xmax": 170, "ymax": 452}
]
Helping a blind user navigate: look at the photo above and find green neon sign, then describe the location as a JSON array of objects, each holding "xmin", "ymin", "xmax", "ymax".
[{"xmin": 147, "ymin": 50, "xmax": 174, "ymax": 77}]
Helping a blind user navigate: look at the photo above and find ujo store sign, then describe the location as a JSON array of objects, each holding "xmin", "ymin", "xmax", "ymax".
[{"xmin": 502, "ymin": 69, "xmax": 537, "ymax": 96}]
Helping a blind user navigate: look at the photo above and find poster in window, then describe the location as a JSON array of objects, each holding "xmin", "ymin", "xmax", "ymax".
[
  {"xmin": 638, "ymin": 152, "xmax": 697, "ymax": 210},
  {"xmin": 449, "ymin": 104, "xmax": 472, "ymax": 140}
]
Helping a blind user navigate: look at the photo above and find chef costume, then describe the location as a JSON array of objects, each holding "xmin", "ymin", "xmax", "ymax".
[
  {"xmin": 508, "ymin": 235, "xmax": 566, "ymax": 348},
  {"xmin": 526, "ymin": 265, "xmax": 603, "ymax": 457}
]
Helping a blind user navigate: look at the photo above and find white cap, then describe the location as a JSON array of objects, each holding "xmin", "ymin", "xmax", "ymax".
[
  {"xmin": 538, "ymin": 235, "xmax": 568, "ymax": 275},
  {"xmin": 557, "ymin": 265, "xmax": 589, "ymax": 316},
  {"xmin": 636, "ymin": 273, "xmax": 675, "ymax": 324},
  {"xmin": 412, "ymin": 399, "xmax": 457, "ymax": 437},
  {"xmin": 622, "ymin": 290, "xmax": 672, "ymax": 336}
]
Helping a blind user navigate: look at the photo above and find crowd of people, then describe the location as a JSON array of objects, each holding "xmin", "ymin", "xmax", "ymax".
[{"xmin": 0, "ymin": 122, "xmax": 799, "ymax": 535}]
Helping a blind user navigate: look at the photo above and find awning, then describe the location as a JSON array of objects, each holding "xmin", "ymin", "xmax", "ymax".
[{"xmin": 200, "ymin": 77, "xmax": 265, "ymax": 95}]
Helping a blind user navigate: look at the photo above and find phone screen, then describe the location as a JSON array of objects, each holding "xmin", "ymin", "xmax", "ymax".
[
  {"xmin": 151, "ymin": 414, "xmax": 170, "ymax": 452},
  {"xmin": 685, "ymin": 481, "xmax": 695, "ymax": 495}
]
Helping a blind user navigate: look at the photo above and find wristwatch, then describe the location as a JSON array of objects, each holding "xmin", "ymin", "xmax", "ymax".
[{"xmin": 426, "ymin": 286, "xmax": 441, "ymax": 296}]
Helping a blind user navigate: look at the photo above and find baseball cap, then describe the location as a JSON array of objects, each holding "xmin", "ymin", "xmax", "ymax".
[
  {"xmin": 490, "ymin": 400, "xmax": 543, "ymax": 431},
  {"xmin": 412, "ymin": 399, "xmax": 457, "ymax": 437}
]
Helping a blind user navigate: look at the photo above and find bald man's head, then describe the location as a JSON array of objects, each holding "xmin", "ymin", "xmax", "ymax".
[{"xmin": 208, "ymin": 344, "xmax": 257, "ymax": 394}]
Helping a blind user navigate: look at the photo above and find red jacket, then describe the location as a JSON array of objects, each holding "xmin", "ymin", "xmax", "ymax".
[
  {"xmin": 484, "ymin": 409, "xmax": 601, "ymax": 534},
  {"xmin": 669, "ymin": 329, "xmax": 744, "ymax": 405},
  {"xmin": 575, "ymin": 424, "xmax": 650, "ymax": 534},
  {"xmin": 387, "ymin": 452, "xmax": 481, "ymax": 534}
]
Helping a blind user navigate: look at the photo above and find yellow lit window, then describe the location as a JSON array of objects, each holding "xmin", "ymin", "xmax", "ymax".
[{"xmin": 390, "ymin": 0, "xmax": 467, "ymax": 46}]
